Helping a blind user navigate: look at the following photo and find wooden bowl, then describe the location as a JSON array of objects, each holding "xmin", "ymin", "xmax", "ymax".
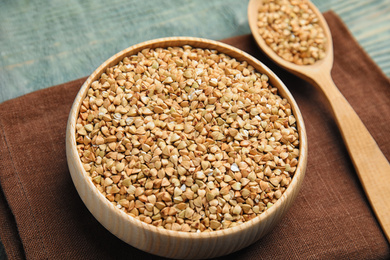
[{"xmin": 66, "ymin": 37, "xmax": 307, "ymax": 259}]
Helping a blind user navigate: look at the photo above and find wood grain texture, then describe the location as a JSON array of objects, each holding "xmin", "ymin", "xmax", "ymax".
[
  {"xmin": 66, "ymin": 37, "xmax": 308, "ymax": 259},
  {"xmin": 249, "ymin": 0, "xmax": 390, "ymax": 243},
  {"xmin": 0, "ymin": 0, "xmax": 389, "ymax": 104},
  {"xmin": 312, "ymin": 0, "xmax": 390, "ymax": 76},
  {"xmin": 0, "ymin": 0, "xmax": 250, "ymax": 104}
]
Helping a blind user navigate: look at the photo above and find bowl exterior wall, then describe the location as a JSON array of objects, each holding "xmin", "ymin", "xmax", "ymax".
[{"xmin": 66, "ymin": 37, "xmax": 307, "ymax": 259}]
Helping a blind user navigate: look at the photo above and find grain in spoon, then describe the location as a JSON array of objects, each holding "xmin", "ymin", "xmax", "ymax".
[{"xmin": 248, "ymin": 0, "xmax": 390, "ymax": 242}]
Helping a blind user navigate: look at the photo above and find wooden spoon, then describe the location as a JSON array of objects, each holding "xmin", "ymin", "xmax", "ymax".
[{"xmin": 248, "ymin": 0, "xmax": 390, "ymax": 242}]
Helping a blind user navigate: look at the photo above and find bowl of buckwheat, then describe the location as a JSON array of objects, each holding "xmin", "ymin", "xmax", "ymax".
[{"xmin": 66, "ymin": 37, "xmax": 307, "ymax": 259}]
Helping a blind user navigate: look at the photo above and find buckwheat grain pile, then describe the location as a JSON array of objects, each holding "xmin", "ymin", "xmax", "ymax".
[
  {"xmin": 75, "ymin": 45, "xmax": 300, "ymax": 232},
  {"xmin": 257, "ymin": 0, "xmax": 327, "ymax": 65}
]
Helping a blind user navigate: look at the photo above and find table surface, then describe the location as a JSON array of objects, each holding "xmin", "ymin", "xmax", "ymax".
[
  {"xmin": 0, "ymin": 0, "xmax": 389, "ymax": 259},
  {"xmin": 0, "ymin": 0, "xmax": 389, "ymax": 105}
]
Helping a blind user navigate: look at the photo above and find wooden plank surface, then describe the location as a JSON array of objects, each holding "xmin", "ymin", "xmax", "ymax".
[{"xmin": 0, "ymin": 0, "xmax": 389, "ymax": 104}]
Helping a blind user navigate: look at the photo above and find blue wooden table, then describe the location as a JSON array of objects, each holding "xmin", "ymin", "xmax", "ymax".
[{"xmin": 0, "ymin": 0, "xmax": 389, "ymax": 104}]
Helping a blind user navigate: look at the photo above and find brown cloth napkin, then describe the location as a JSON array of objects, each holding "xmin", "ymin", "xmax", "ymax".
[{"xmin": 0, "ymin": 11, "xmax": 389, "ymax": 259}]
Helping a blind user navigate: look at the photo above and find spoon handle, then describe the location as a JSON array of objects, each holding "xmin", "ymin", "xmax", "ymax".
[{"xmin": 313, "ymin": 72, "xmax": 390, "ymax": 242}]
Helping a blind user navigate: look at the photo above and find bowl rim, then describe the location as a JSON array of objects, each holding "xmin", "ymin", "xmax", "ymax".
[{"xmin": 66, "ymin": 36, "xmax": 307, "ymax": 240}]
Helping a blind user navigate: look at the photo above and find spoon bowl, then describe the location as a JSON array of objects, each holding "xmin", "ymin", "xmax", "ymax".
[
  {"xmin": 248, "ymin": 0, "xmax": 390, "ymax": 243},
  {"xmin": 248, "ymin": 0, "xmax": 333, "ymax": 84}
]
